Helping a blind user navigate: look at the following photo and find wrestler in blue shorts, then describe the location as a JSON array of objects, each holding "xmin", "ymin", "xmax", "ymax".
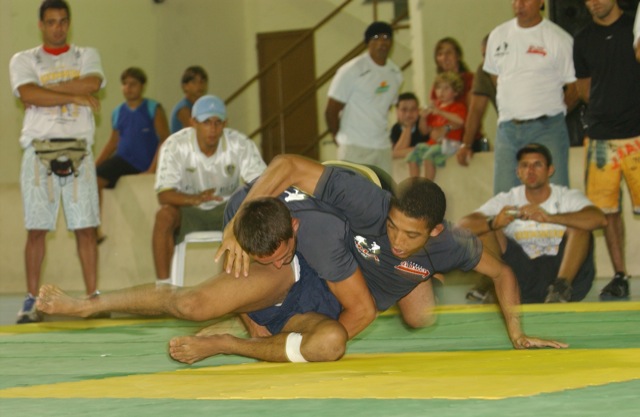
[{"xmin": 248, "ymin": 252, "xmax": 342, "ymax": 335}]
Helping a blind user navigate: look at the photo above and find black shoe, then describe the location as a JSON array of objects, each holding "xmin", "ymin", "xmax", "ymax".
[
  {"xmin": 545, "ymin": 278, "xmax": 572, "ymax": 303},
  {"xmin": 600, "ymin": 273, "xmax": 630, "ymax": 300}
]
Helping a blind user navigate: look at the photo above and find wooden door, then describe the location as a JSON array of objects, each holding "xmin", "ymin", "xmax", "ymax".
[{"xmin": 257, "ymin": 29, "xmax": 319, "ymax": 162}]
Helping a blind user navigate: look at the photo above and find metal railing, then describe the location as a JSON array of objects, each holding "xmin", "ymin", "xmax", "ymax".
[
  {"xmin": 225, "ymin": 0, "xmax": 354, "ymax": 106},
  {"xmin": 225, "ymin": 0, "xmax": 411, "ymax": 158}
]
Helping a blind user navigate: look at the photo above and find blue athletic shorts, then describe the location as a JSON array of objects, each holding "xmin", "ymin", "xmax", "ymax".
[{"xmin": 248, "ymin": 252, "xmax": 342, "ymax": 334}]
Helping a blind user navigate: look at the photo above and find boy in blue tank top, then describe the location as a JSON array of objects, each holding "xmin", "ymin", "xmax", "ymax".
[
  {"xmin": 95, "ymin": 67, "xmax": 170, "ymax": 240},
  {"xmin": 169, "ymin": 66, "xmax": 208, "ymax": 133}
]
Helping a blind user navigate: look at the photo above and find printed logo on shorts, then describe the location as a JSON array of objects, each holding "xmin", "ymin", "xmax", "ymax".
[
  {"xmin": 354, "ymin": 235, "xmax": 380, "ymax": 263},
  {"xmin": 394, "ymin": 261, "xmax": 431, "ymax": 281},
  {"xmin": 609, "ymin": 139, "xmax": 640, "ymax": 170}
]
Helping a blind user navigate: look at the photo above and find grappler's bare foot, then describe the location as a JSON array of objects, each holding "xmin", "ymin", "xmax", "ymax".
[
  {"xmin": 195, "ymin": 318, "xmax": 244, "ymax": 337},
  {"xmin": 37, "ymin": 284, "xmax": 92, "ymax": 318},
  {"xmin": 169, "ymin": 334, "xmax": 230, "ymax": 364}
]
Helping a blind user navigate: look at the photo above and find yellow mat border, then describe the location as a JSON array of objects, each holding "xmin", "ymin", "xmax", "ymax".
[
  {"xmin": 2, "ymin": 302, "xmax": 637, "ymax": 335},
  {"xmin": 383, "ymin": 301, "xmax": 639, "ymax": 315},
  {"xmin": 0, "ymin": 317, "xmax": 175, "ymax": 336},
  {"xmin": 1, "ymin": 348, "xmax": 639, "ymax": 400}
]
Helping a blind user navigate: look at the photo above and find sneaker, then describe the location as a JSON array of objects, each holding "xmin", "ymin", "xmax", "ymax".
[
  {"xmin": 466, "ymin": 288, "xmax": 488, "ymax": 302},
  {"xmin": 545, "ymin": 278, "xmax": 572, "ymax": 303},
  {"xmin": 599, "ymin": 273, "xmax": 630, "ymax": 300},
  {"xmin": 16, "ymin": 294, "xmax": 42, "ymax": 324},
  {"xmin": 465, "ymin": 287, "xmax": 496, "ymax": 304}
]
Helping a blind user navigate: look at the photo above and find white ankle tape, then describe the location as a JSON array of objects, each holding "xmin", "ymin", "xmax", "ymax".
[{"xmin": 285, "ymin": 332, "xmax": 307, "ymax": 363}]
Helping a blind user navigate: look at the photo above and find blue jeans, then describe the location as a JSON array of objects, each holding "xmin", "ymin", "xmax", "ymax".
[{"xmin": 494, "ymin": 113, "xmax": 570, "ymax": 194}]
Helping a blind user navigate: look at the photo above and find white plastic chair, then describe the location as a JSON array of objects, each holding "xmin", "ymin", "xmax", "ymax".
[{"xmin": 170, "ymin": 230, "xmax": 223, "ymax": 286}]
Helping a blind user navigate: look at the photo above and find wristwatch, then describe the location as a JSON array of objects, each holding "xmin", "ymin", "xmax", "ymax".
[{"xmin": 486, "ymin": 215, "xmax": 495, "ymax": 231}]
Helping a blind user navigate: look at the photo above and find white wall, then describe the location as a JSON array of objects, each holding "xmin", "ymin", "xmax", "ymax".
[
  {"xmin": 1, "ymin": 0, "xmax": 250, "ymax": 184},
  {"xmin": 0, "ymin": 0, "xmax": 546, "ymax": 184},
  {"xmin": 236, "ymin": 0, "xmax": 411, "ymax": 160},
  {"xmin": 0, "ymin": 0, "xmax": 410, "ymax": 184},
  {"xmin": 5, "ymin": 1, "xmax": 634, "ymax": 295},
  {"xmin": 0, "ymin": 0, "xmax": 410, "ymax": 291}
]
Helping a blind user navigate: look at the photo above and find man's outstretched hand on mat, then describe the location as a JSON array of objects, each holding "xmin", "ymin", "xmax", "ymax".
[{"xmin": 512, "ymin": 335, "xmax": 569, "ymax": 349}]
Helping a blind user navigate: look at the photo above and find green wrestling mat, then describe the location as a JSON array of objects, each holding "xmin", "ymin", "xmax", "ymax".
[{"xmin": 1, "ymin": 303, "xmax": 639, "ymax": 416}]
